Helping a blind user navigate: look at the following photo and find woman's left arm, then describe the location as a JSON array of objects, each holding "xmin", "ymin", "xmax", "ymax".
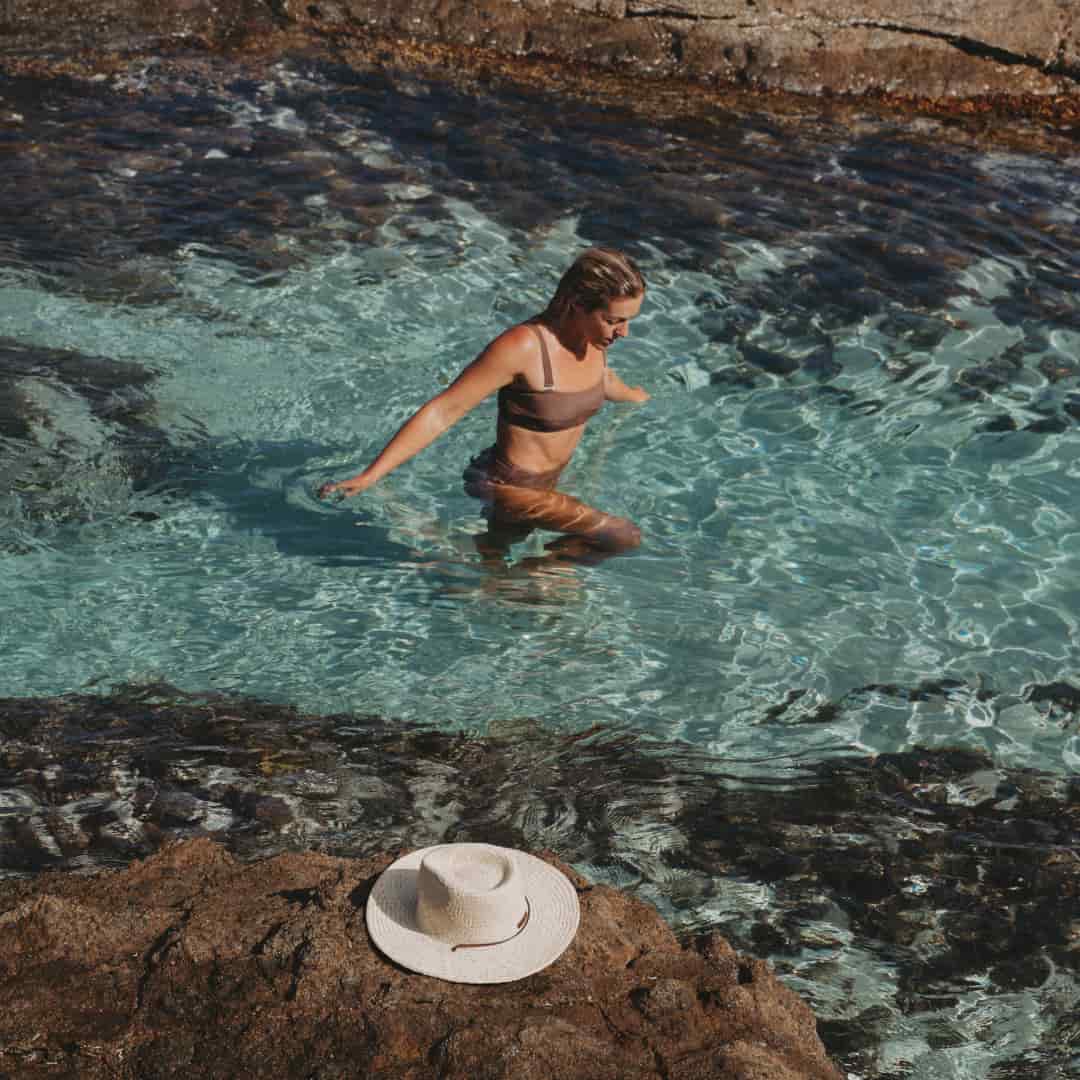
[{"xmin": 604, "ymin": 367, "xmax": 650, "ymax": 404}]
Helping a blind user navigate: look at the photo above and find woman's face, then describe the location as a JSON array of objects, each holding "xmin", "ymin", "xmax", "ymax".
[{"xmin": 578, "ymin": 293, "xmax": 644, "ymax": 349}]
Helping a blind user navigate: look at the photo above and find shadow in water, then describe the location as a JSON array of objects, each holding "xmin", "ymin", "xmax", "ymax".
[{"xmin": 159, "ymin": 436, "xmax": 429, "ymax": 569}]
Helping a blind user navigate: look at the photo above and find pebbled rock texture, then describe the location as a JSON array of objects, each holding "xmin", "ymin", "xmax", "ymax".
[{"xmin": 0, "ymin": 838, "xmax": 843, "ymax": 1079}]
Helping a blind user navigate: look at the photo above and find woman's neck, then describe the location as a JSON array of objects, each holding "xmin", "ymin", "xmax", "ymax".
[{"xmin": 540, "ymin": 309, "xmax": 589, "ymax": 361}]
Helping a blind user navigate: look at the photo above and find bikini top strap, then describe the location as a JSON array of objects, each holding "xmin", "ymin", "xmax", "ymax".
[{"xmin": 528, "ymin": 323, "xmax": 555, "ymax": 389}]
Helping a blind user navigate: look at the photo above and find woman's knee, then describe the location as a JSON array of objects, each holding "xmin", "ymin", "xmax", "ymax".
[{"xmin": 595, "ymin": 515, "xmax": 641, "ymax": 552}]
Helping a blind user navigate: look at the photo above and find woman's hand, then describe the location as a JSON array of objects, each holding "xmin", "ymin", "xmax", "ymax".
[
  {"xmin": 317, "ymin": 476, "xmax": 369, "ymax": 499},
  {"xmin": 604, "ymin": 368, "xmax": 650, "ymax": 404}
]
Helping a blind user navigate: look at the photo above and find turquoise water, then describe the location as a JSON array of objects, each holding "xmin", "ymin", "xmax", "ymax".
[
  {"xmin": 8, "ymin": 240, "xmax": 1079, "ymax": 766},
  {"xmin": 5, "ymin": 198, "xmax": 1080, "ymax": 772},
  {"xmin": 2, "ymin": 59, "xmax": 1079, "ymax": 1076}
]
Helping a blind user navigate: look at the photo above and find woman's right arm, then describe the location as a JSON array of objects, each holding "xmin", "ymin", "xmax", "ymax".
[{"xmin": 318, "ymin": 326, "xmax": 532, "ymax": 498}]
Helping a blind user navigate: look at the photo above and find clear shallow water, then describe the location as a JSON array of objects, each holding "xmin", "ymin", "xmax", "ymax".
[{"xmin": 1, "ymin": 58, "xmax": 1079, "ymax": 1077}]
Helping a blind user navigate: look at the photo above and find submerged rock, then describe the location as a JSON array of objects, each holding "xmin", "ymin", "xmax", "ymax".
[
  {"xmin": 0, "ymin": 837, "xmax": 842, "ymax": 1079},
  {"xmin": 0, "ymin": 338, "xmax": 172, "ymax": 529}
]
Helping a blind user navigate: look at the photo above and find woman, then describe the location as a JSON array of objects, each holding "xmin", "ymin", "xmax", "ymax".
[{"xmin": 318, "ymin": 247, "xmax": 649, "ymax": 562}]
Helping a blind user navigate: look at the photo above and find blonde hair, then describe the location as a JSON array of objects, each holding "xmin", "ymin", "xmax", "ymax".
[{"xmin": 544, "ymin": 247, "xmax": 645, "ymax": 322}]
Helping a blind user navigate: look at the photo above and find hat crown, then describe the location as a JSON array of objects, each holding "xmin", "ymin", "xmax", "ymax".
[{"xmin": 415, "ymin": 844, "xmax": 525, "ymax": 946}]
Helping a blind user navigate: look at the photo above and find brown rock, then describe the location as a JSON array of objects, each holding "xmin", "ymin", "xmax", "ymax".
[
  {"xmin": 0, "ymin": 0, "xmax": 1076, "ymax": 100},
  {"xmin": 284, "ymin": 0, "xmax": 1078, "ymax": 97},
  {"xmin": 0, "ymin": 837, "xmax": 842, "ymax": 1079}
]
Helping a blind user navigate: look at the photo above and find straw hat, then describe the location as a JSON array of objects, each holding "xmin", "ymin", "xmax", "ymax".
[{"xmin": 365, "ymin": 843, "xmax": 580, "ymax": 984}]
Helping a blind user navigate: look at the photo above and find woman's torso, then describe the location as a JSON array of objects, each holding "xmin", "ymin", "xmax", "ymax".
[{"xmin": 495, "ymin": 320, "xmax": 606, "ymax": 474}]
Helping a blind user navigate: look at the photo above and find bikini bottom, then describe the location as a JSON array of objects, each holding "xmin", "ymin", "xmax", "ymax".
[
  {"xmin": 463, "ymin": 446, "xmax": 564, "ymax": 495},
  {"xmin": 462, "ymin": 446, "xmax": 640, "ymax": 555}
]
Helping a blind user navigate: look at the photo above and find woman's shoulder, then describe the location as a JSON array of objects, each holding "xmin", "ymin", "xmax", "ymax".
[
  {"xmin": 480, "ymin": 321, "xmax": 544, "ymax": 374},
  {"xmin": 498, "ymin": 319, "xmax": 545, "ymax": 348}
]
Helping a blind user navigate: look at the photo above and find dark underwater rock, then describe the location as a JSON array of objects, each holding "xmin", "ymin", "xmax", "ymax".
[
  {"xmin": 1024, "ymin": 679, "xmax": 1080, "ymax": 716},
  {"xmin": 0, "ymin": 338, "xmax": 170, "ymax": 526},
  {"xmin": 738, "ymin": 341, "xmax": 801, "ymax": 376}
]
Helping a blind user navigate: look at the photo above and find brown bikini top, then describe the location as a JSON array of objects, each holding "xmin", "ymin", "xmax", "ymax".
[{"xmin": 497, "ymin": 323, "xmax": 606, "ymax": 433}]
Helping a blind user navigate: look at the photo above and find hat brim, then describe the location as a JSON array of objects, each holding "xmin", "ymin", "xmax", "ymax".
[{"xmin": 365, "ymin": 845, "xmax": 580, "ymax": 984}]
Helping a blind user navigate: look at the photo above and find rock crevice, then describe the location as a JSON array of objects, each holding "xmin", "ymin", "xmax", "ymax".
[
  {"xmin": 846, "ymin": 19, "xmax": 1080, "ymax": 80},
  {"xmin": 625, "ymin": 5, "xmax": 734, "ymax": 18}
]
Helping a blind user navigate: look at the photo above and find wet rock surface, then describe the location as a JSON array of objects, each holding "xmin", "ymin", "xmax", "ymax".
[
  {"xmin": 287, "ymin": 0, "xmax": 1080, "ymax": 99},
  {"xmin": 1, "ymin": 685, "xmax": 1078, "ymax": 1075},
  {"xmin": 0, "ymin": 836, "xmax": 842, "ymax": 1080}
]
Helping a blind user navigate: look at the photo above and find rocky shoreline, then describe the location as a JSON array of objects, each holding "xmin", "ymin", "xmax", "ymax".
[
  {"xmin": 1, "ymin": 0, "xmax": 1078, "ymax": 98},
  {"xmin": 0, "ymin": 837, "xmax": 842, "ymax": 1079},
  {"xmin": 0, "ymin": 1, "xmax": 1078, "ymax": 156}
]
